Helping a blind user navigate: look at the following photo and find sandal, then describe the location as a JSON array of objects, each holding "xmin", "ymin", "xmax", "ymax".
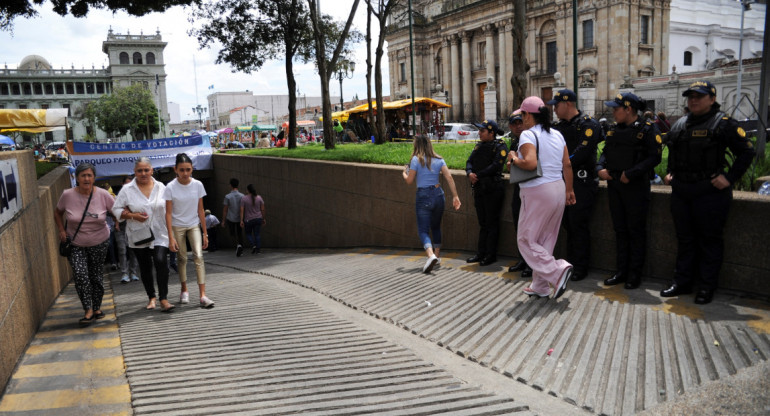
[
  {"xmin": 523, "ymin": 286, "xmax": 550, "ymax": 298},
  {"xmin": 79, "ymin": 315, "xmax": 94, "ymax": 327},
  {"xmin": 93, "ymin": 311, "xmax": 105, "ymax": 319},
  {"xmin": 160, "ymin": 302, "xmax": 175, "ymax": 313},
  {"xmin": 146, "ymin": 299, "xmax": 157, "ymax": 310}
]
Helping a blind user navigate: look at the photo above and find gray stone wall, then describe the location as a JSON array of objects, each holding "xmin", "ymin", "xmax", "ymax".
[
  {"xmin": 211, "ymin": 153, "xmax": 770, "ymax": 296},
  {"xmin": 0, "ymin": 152, "xmax": 72, "ymax": 394}
]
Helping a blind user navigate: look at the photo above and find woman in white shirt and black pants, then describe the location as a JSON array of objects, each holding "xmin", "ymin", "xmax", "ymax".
[{"xmin": 113, "ymin": 157, "xmax": 174, "ymax": 312}]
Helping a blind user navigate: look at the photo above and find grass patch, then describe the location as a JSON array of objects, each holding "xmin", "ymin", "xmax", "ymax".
[
  {"xmin": 35, "ymin": 161, "xmax": 61, "ymax": 179},
  {"xmin": 238, "ymin": 142, "xmax": 477, "ymax": 170}
]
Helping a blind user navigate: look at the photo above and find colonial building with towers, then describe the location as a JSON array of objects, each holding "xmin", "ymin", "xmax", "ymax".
[{"xmin": 0, "ymin": 28, "xmax": 169, "ymax": 142}]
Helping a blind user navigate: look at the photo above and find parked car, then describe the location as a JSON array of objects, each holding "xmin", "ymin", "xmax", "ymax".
[
  {"xmin": 439, "ymin": 123, "xmax": 480, "ymax": 140},
  {"xmin": 46, "ymin": 141, "xmax": 66, "ymax": 150}
]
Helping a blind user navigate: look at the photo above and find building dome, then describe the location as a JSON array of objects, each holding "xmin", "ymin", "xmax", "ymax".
[{"xmin": 18, "ymin": 55, "xmax": 52, "ymax": 70}]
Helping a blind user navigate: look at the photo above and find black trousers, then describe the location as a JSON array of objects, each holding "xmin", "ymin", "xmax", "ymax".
[
  {"xmin": 473, "ymin": 184, "xmax": 505, "ymax": 257},
  {"xmin": 670, "ymin": 179, "xmax": 732, "ymax": 291},
  {"xmin": 226, "ymin": 219, "xmax": 243, "ymax": 246},
  {"xmin": 132, "ymin": 246, "xmax": 170, "ymax": 301},
  {"xmin": 561, "ymin": 179, "xmax": 598, "ymax": 274},
  {"xmin": 607, "ymin": 179, "xmax": 650, "ymax": 276}
]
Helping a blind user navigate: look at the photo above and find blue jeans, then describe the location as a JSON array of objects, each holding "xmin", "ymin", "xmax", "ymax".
[
  {"xmin": 245, "ymin": 218, "xmax": 263, "ymax": 249},
  {"xmin": 415, "ymin": 186, "xmax": 445, "ymax": 250}
]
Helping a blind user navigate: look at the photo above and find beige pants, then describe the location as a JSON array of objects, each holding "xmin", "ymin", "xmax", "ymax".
[{"xmin": 172, "ymin": 225, "xmax": 206, "ymax": 284}]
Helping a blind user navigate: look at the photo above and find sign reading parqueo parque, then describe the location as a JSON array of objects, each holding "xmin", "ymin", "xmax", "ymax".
[
  {"xmin": 67, "ymin": 135, "xmax": 213, "ymax": 179},
  {"xmin": 0, "ymin": 159, "xmax": 21, "ymax": 229}
]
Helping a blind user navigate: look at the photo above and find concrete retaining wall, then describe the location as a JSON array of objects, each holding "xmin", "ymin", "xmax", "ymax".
[
  {"xmin": 0, "ymin": 151, "xmax": 72, "ymax": 394},
  {"xmin": 211, "ymin": 153, "xmax": 770, "ymax": 297}
]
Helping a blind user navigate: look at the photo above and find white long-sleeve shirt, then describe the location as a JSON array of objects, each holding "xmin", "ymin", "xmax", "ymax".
[{"xmin": 112, "ymin": 178, "xmax": 169, "ymax": 249}]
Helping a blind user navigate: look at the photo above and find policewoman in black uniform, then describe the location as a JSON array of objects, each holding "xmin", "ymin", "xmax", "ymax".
[
  {"xmin": 505, "ymin": 111, "xmax": 532, "ymax": 276},
  {"xmin": 661, "ymin": 81, "xmax": 755, "ymax": 304},
  {"xmin": 548, "ymin": 89, "xmax": 603, "ymax": 281},
  {"xmin": 597, "ymin": 92, "xmax": 662, "ymax": 289},
  {"xmin": 466, "ymin": 120, "xmax": 508, "ymax": 266}
]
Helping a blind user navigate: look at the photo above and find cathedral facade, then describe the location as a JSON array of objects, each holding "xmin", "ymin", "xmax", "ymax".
[{"xmin": 386, "ymin": 0, "xmax": 671, "ymax": 122}]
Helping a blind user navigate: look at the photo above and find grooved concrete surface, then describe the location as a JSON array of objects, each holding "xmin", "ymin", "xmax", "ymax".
[{"xmin": 197, "ymin": 248, "xmax": 770, "ymax": 416}]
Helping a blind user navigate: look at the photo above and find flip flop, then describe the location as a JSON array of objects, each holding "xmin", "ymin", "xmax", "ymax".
[
  {"xmin": 93, "ymin": 311, "xmax": 105, "ymax": 319},
  {"xmin": 79, "ymin": 316, "xmax": 94, "ymax": 327},
  {"xmin": 161, "ymin": 304, "xmax": 176, "ymax": 313}
]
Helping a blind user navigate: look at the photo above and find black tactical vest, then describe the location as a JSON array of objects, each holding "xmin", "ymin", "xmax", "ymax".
[
  {"xmin": 604, "ymin": 122, "xmax": 649, "ymax": 172},
  {"xmin": 469, "ymin": 140, "xmax": 500, "ymax": 176},
  {"xmin": 668, "ymin": 112, "xmax": 724, "ymax": 177}
]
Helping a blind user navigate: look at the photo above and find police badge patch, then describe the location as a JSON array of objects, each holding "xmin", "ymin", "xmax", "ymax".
[
  {"xmin": 585, "ymin": 128, "xmax": 593, "ymax": 137},
  {"xmin": 737, "ymin": 127, "xmax": 746, "ymax": 138}
]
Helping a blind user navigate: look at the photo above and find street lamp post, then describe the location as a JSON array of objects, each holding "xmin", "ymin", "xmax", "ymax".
[
  {"xmin": 192, "ymin": 104, "xmax": 207, "ymax": 130},
  {"xmin": 334, "ymin": 60, "xmax": 355, "ymax": 111}
]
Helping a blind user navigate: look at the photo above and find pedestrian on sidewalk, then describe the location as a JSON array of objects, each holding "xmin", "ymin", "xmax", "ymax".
[
  {"xmin": 509, "ymin": 96, "xmax": 575, "ymax": 299},
  {"xmin": 164, "ymin": 153, "xmax": 214, "ymax": 309},
  {"xmin": 204, "ymin": 210, "xmax": 220, "ymax": 252},
  {"xmin": 113, "ymin": 158, "xmax": 175, "ymax": 312},
  {"xmin": 222, "ymin": 177, "xmax": 245, "ymax": 257},
  {"xmin": 240, "ymin": 184, "xmax": 265, "ymax": 254},
  {"xmin": 403, "ymin": 135, "xmax": 461, "ymax": 273},
  {"xmin": 115, "ymin": 175, "xmax": 140, "ymax": 283},
  {"xmin": 54, "ymin": 163, "xmax": 115, "ymax": 326}
]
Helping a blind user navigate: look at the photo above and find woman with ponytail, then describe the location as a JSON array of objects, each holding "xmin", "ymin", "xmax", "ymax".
[
  {"xmin": 509, "ymin": 96, "xmax": 576, "ymax": 299},
  {"xmin": 240, "ymin": 184, "xmax": 266, "ymax": 254}
]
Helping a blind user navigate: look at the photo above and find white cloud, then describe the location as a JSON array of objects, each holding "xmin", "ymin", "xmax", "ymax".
[{"xmin": 1, "ymin": 1, "xmax": 390, "ymax": 120}]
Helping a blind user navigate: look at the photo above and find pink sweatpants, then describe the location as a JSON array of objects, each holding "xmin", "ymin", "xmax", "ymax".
[{"xmin": 517, "ymin": 180, "xmax": 572, "ymax": 293}]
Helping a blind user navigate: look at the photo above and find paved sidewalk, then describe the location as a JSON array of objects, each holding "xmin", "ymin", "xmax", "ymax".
[{"xmin": 1, "ymin": 248, "xmax": 768, "ymax": 415}]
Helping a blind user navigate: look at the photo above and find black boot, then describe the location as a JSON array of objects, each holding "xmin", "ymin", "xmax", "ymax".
[
  {"xmin": 694, "ymin": 289, "xmax": 714, "ymax": 305},
  {"xmin": 466, "ymin": 254, "xmax": 482, "ymax": 263},
  {"xmin": 480, "ymin": 255, "xmax": 497, "ymax": 266},
  {"xmin": 520, "ymin": 264, "xmax": 533, "ymax": 278},
  {"xmin": 660, "ymin": 282, "xmax": 693, "ymax": 297},
  {"xmin": 604, "ymin": 272, "xmax": 626, "ymax": 286},
  {"xmin": 508, "ymin": 259, "xmax": 527, "ymax": 273}
]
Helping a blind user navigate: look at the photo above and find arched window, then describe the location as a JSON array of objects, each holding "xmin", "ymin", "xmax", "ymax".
[
  {"xmin": 684, "ymin": 51, "xmax": 693, "ymax": 66},
  {"xmin": 133, "ymin": 52, "xmax": 143, "ymax": 64},
  {"xmin": 539, "ymin": 20, "xmax": 557, "ymax": 75},
  {"xmin": 119, "ymin": 52, "xmax": 129, "ymax": 65},
  {"xmin": 146, "ymin": 52, "xmax": 156, "ymax": 65}
]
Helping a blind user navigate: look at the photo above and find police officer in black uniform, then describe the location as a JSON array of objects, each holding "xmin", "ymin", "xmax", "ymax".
[
  {"xmin": 548, "ymin": 89, "xmax": 603, "ymax": 281},
  {"xmin": 505, "ymin": 110, "xmax": 532, "ymax": 276},
  {"xmin": 466, "ymin": 120, "xmax": 508, "ymax": 266},
  {"xmin": 661, "ymin": 81, "xmax": 755, "ymax": 304},
  {"xmin": 597, "ymin": 92, "xmax": 662, "ymax": 289}
]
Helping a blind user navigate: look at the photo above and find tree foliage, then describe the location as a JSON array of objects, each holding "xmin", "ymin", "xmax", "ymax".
[
  {"xmin": 365, "ymin": 0, "xmax": 399, "ymax": 145},
  {"xmin": 1, "ymin": 0, "xmax": 196, "ymax": 31},
  {"xmin": 85, "ymin": 84, "xmax": 159, "ymax": 140}
]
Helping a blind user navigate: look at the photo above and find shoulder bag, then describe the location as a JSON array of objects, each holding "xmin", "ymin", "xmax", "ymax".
[
  {"xmin": 59, "ymin": 190, "xmax": 93, "ymax": 257},
  {"xmin": 509, "ymin": 132, "xmax": 544, "ymax": 184}
]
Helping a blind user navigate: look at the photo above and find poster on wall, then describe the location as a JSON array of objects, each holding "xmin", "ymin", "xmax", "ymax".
[
  {"xmin": 0, "ymin": 159, "xmax": 22, "ymax": 229},
  {"xmin": 67, "ymin": 135, "xmax": 213, "ymax": 179}
]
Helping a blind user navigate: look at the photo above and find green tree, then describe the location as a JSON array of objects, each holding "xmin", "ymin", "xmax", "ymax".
[
  {"xmin": 190, "ymin": 0, "xmax": 312, "ymax": 149},
  {"xmin": 1, "ymin": 0, "xmax": 196, "ymax": 31},
  {"xmin": 85, "ymin": 84, "xmax": 159, "ymax": 141},
  {"xmin": 307, "ymin": 0, "xmax": 361, "ymax": 150},
  {"xmin": 365, "ymin": 0, "xmax": 399, "ymax": 144}
]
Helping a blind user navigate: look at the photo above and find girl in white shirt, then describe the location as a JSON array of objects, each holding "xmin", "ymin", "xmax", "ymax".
[
  {"xmin": 164, "ymin": 153, "xmax": 213, "ymax": 308},
  {"xmin": 113, "ymin": 158, "xmax": 174, "ymax": 312}
]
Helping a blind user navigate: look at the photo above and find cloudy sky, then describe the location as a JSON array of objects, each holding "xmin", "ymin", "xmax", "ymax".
[{"xmin": 1, "ymin": 1, "xmax": 390, "ymax": 121}]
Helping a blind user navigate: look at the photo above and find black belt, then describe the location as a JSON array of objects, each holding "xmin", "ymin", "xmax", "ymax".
[{"xmin": 674, "ymin": 171, "xmax": 718, "ymax": 183}]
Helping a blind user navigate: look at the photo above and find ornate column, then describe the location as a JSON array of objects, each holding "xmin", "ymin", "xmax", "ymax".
[
  {"xmin": 440, "ymin": 37, "xmax": 451, "ymax": 105},
  {"xmin": 450, "ymin": 34, "xmax": 461, "ymax": 121},
  {"xmin": 460, "ymin": 30, "xmax": 473, "ymax": 120},
  {"xmin": 497, "ymin": 21, "xmax": 508, "ymax": 117},
  {"xmin": 483, "ymin": 24, "xmax": 497, "ymax": 121}
]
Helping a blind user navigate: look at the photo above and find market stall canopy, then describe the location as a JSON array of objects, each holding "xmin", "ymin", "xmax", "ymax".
[
  {"xmin": 347, "ymin": 97, "xmax": 451, "ymax": 115},
  {"xmin": 253, "ymin": 124, "xmax": 277, "ymax": 131},
  {"xmin": 218, "ymin": 127, "xmax": 234, "ymax": 134},
  {"xmin": 281, "ymin": 120, "xmax": 316, "ymax": 128},
  {"xmin": 234, "ymin": 125, "xmax": 255, "ymax": 132},
  {"xmin": 0, "ymin": 135, "xmax": 15, "ymax": 146},
  {"xmin": 0, "ymin": 108, "xmax": 69, "ymax": 133},
  {"xmin": 318, "ymin": 111, "xmax": 349, "ymax": 123}
]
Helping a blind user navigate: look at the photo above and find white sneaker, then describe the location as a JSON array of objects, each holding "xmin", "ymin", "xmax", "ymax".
[
  {"xmin": 180, "ymin": 292, "xmax": 189, "ymax": 304},
  {"xmin": 131, "ymin": 275, "xmax": 140, "ymax": 281},
  {"xmin": 236, "ymin": 245, "xmax": 243, "ymax": 257},
  {"xmin": 200, "ymin": 296, "xmax": 215, "ymax": 308},
  {"xmin": 423, "ymin": 255, "xmax": 438, "ymax": 273},
  {"xmin": 120, "ymin": 275, "xmax": 130, "ymax": 284}
]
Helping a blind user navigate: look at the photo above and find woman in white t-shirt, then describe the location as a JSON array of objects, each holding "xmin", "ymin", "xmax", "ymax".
[
  {"xmin": 164, "ymin": 153, "xmax": 214, "ymax": 308},
  {"xmin": 508, "ymin": 96, "xmax": 576, "ymax": 300}
]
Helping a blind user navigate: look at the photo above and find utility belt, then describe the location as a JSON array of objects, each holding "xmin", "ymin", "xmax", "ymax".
[
  {"xmin": 573, "ymin": 168, "xmax": 595, "ymax": 182},
  {"xmin": 473, "ymin": 175, "xmax": 504, "ymax": 195},
  {"xmin": 674, "ymin": 171, "xmax": 719, "ymax": 183}
]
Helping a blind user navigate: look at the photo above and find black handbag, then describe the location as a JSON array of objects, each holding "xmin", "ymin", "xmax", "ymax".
[
  {"xmin": 131, "ymin": 227, "xmax": 155, "ymax": 246},
  {"xmin": 59, "ymin": 190, "xmax": 93, "ymax": 257}
]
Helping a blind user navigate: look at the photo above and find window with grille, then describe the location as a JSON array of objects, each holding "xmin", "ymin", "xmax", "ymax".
[{"xmin": 583, "ymin": 20, "xmax": 594, "ymax": 49}]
